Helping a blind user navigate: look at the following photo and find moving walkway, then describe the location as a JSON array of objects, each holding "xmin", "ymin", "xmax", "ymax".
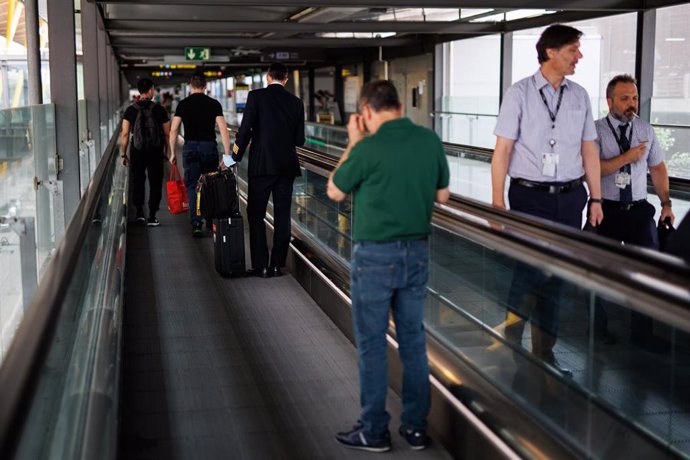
[{"xmin": 1, "ymin": 126, "xmax": 689, "ymax": 459}]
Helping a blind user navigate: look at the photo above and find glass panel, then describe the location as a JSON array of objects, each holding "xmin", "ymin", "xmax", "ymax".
[
  {"xmin": 77, "ymin": 99, "xmax": 90, "ymax": 195},
  {"xmin": 432, "ymin": 112, "xmax": 498, "ymax": 149},
  {"xmin": 14, "ymin": 150, "xmax": 126, "ymax": 460},
  {"xmin": 292, "ymin": 167, "xmax": 353, "ymax": 264},
  {"xmin": 426, "ymin": 221, "xmax": 690, "ymax": 458},
  {"xmin": 434, "ymin": 36, "xmax": 500, "ymax": 149},
  {"xmin": 446, "ymin": 35, "xmax": 501, "ymax": 116},
  {"xmin": 0, "ymin": 104, "xmax": 57, "ymax": 364},
  {"xmin": 4, "ymin": 62, "xmax": 29, "ymax": 110},
  {"xmin": 304, "ymin": 122, "xmax": 348, "ymax": 154},
  {"xmin": 651, "ymin": 3, "xmax": 690, "ymax": 127},
  {"xmin": 653, "ymin": 125, "xmax": 690, "ymax": 181}
]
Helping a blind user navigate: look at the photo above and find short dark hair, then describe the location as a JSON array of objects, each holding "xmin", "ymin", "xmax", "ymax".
[
  {"xmin": 137, "ymin": 78, "xmax": 154, "ymax": 94},
  {"xmin": 190, "ymin": 71, "xmax": 207, "ymax": 89},
  {"xmin": 606, "ymin": 74, "xmax": 637, "ymax": 99},
  {"xmin": 536, "ymin": 24, "xmax": 583, "ymax": 64},
  {"xmin": 268, "ymin": 63, "xmax": 289, "ymax": 81},
  {"xmin": 359, "ymin": 80, "xmax": 400, "ymax": 112}
]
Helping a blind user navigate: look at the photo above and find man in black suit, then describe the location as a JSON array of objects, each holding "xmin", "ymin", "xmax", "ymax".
[{"xmin": 232, "ymin": 63, "xmax": 305, "ymax": 278}]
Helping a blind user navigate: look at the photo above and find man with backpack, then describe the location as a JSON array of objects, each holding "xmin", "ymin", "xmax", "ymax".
[{"xmin": 121, "ymin": 78, "xmax": 171, "ymax": 226}]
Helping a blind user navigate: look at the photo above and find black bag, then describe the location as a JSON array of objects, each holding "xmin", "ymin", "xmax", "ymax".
[
  {"xmin": 657, "ymin": 216, "xmax": 676, "ymax": 253},
  {"xmin": 196, "ymin": 169, "xmax": 239, "ymax": 220},
  {"xmin": 132, "ymin": 103, "xmax": 163, "ymax": 151},
  {"xmin": 665, "ymin": 214, "xmax": 690, "ymax": 263},
  {"xmin": 213, "ymin": 216, "xmax": 246, "ymax": 277}
]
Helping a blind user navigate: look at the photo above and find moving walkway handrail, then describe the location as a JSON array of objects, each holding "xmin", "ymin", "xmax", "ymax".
[
  {"xmin": 301, "ymin": 121, "xmax": 690, "ymax": 195},
  {"xmin": 0, "ymin": 126, "xmax": 122, "ymax": 458}
]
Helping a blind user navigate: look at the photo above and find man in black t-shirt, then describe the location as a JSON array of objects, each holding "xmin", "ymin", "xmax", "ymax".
[
  {"xmin": 121, "ymin": 78, "xmax": 170, "ymax": 226},
  {"xmin": 169, "ymin": 71, "xmax": 232, "ymax": 236}
]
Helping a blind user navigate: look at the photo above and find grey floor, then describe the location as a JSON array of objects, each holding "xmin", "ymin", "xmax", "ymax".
[{"xmin": 119, "ymin": 205, "xmax": 453, "ymax": 459}]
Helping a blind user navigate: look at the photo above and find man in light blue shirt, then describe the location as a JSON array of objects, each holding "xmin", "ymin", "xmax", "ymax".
[
  {"xmin": 491, "ymin": 24, "xmax": 603, "ymax": 376},
  {"xmin": 593, "ymin": 74, "xmax": 674, "ymax": 351}
]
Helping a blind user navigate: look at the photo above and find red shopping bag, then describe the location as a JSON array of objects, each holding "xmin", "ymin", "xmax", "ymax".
[{"xmin": 166, "ymin": 165, "xmax": 189, "ymax": 214}]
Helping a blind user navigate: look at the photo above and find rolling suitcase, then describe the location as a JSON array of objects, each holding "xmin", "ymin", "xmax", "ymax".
[
  {"xmin": 210, "ymin": 166, "xmax": 245, "ymax": 277},
  {"xmin": 213, "ymin": 214, "xmax": 246, "ymax": 277}
]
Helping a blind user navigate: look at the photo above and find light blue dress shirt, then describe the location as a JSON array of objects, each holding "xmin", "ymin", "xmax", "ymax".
[
  {"xmin": 494, "ymin": 70, "xmax": 597, "ymax": 182},
  {"xmin": 594, "ymin": 114, "xmax": 664, "ymax": 201}
]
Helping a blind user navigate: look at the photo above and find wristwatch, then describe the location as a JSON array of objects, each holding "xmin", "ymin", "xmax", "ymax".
[
  {"xmin": 588, "ymin": 197, "xmax": 602, "ymax": 204},
  {"xmin": 661, "ymin": 200, "xmax": 672, "ymax": 208}
]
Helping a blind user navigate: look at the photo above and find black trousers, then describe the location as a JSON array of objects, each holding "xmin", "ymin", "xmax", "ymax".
[
  {"xmin": 247, "ymin": 175, "xmax": 295, "ymax": 269},
  {"xmin": 505, "ymin": 183, "xmax": 587, "ymax": 351},
  {"xmin": 130, "ymin": 149, "xmax": 164, "ymax": 215},
  {"xmin": 594, "ymin": 200, "xmax": 657, "ymax": 340}
]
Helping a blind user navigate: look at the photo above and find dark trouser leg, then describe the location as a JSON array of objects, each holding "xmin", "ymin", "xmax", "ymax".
[
  {"xmin": 147, "ymin": 154, "xmax": 164, "ymax": 215},
  {"xmin": 625, "ymin": 203, "xmax": 658, "ymax": 341},
  {"xmin": 200, "ymin": 145, "xmax": 221, "ymax": 227},
  {"xmin": 504, "ymin": 262, "xmax": 538, "ymax": 353},
  {"xmin": 183, "ymin": 149, "xmax": 201, "ymax": 226},
  {"xmin": 269, "ymin": 176, "xmax": 294, "ymax": 268},
  {"xmin": 507, "ymin": 184, "xmax": 586, "ymax": 368},
  {"xmin": 248, "ymin": 176, "xmax": 273, "ymax": 269},
  {"xmin": 598, "ymin": 202, "xmax": 657, "ymax": 341},
  {"xmin": 130, "ymin": 152, "xmax": 147, "ymax": 215},
  {"xmin": 351, "ymin": 242, "xmax": 396, "ymax": 436},
  {"xmin": 391, "ymin": 240, "xmax": 431, "ymax": 431}
]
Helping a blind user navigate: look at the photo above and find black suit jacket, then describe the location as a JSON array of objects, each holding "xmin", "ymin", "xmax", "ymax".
[{"xmin": 233, "ymin": 84, "xmax": 305, "ymax": 177}]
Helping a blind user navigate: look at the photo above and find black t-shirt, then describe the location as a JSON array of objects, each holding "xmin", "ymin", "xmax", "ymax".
[
  {"xmin": 174, "ymin": 93, "xmax": 223, "ymax": 141},
  {"xmin": 123, "ymin": 100, "xmax": 169, "ymax": 128}
]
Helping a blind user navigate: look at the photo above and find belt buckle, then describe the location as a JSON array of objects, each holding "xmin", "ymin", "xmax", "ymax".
[
  {"xmin": 548, "ymin": 185, "xmax": 559, "ymax": 194},
  {"xmin": 622, "ymin": 203, "xmax": 633, "ymax": 211}
]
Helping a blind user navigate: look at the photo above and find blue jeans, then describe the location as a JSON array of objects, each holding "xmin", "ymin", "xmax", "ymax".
[
  {"xmin": 182, "ymin": 141, "xmax": 219, "ymax": 225},
  {"xmin": 351, "ymin": 239, "xmax": 431, "ymax": 437}
]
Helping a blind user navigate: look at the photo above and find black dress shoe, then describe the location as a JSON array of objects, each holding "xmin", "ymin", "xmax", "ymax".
[
  {"xmin": 270, "ymin": 266, "xmax": 283, "ymax": 277},
  {"xmin": 544, "ymin": 357, "xmax": 573, "ymax": 377},
  {"xmin": 246, "ymin": 267, "xmax": 270, "ymax": 278}
]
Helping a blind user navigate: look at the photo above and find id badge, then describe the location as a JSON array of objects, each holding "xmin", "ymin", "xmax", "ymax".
[
  {"xmin": 541, "ymin": 153, "xmax": 559, "ymax": 177},
  {"xmin": 614, "ymin": 172, "xmax": 631, "ymax": 189}
]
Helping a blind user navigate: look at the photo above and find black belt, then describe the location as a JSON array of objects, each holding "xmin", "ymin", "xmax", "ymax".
[
  {"xmin": 510, "ymin": 177, "xmax": 583, "ymax": 194},
  {"xmin": 602, "ymin": 199, "xmax": 647, "ymax": 211}
]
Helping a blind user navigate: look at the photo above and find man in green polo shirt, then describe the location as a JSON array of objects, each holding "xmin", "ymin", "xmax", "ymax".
[{"xmin": 328, "ymin": 80, "xmax": 450, "ymax": 452}]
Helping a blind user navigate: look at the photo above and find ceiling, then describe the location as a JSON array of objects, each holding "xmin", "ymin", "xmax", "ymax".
[
  {"xmin": 88, "ymin": 0, "xmax": 688, "ymax": 85},
  {"xmin": 1, "ymin": 0, "xmax": 27, "ymax": 48}
]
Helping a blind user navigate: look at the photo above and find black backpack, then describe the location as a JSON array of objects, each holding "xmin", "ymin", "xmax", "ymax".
[{"xmin": 132, "ymin": 102, "xmax": 163, "ymax": 151}]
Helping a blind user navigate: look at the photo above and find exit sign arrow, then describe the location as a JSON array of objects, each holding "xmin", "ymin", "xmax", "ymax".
[{"xmin": 185, "ymin": 47, "xmax": 211, "ymax": 61}]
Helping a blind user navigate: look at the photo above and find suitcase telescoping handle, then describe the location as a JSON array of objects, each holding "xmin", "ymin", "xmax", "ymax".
[
  {"xmin": 219, "ymin": 165, "xmax": 241, "ymax": 204},
  {"xmin": 217, "ymin": 165, "xmax": 241, "ymax": 217}
]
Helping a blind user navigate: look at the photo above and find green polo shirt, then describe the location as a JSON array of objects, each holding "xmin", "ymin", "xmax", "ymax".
[{"xmin": 333, "ymin": 118, "xmax": 449, "ymax": 242}]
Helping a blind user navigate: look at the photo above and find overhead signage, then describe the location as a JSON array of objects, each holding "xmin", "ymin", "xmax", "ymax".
[
  {"xmin": 262, "ymin": 51, "xmax": 301, "ymax": 62},
  {"xmin": 235, "ymin": 84, "xmax": 250, "ymax": 113},
  {"xmin": 185, "ymin": 47, "xmax": 211, "ymax": 61},
  {"xmin": 159, "ymin": 64, "xmax": 197, "ymax": 69}
]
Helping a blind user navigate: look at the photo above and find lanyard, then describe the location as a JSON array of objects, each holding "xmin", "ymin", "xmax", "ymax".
[
  {"xmin": 538, "ymin": 84, "xmax": 565, "ymax": 127},
  {"xmin": 605, "ymin": 117, "xmax": 631, "ymax": 155}
]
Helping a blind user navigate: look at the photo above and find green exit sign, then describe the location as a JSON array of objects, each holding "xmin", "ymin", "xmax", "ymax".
[{"xmin": 185, "ymin": 47, "xmax": 211, "ymax": 61}]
